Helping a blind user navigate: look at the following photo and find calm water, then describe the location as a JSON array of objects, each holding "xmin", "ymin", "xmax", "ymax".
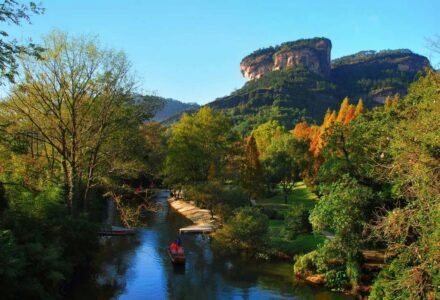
[{"xmin": 66, "ymin": 191, "xmax": 353, "ymax": 300}]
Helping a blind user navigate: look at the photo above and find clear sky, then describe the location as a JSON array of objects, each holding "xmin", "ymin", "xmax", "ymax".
[{"xmin": 9, "ymin": 0, "xmax": 440, "ymax": 104}]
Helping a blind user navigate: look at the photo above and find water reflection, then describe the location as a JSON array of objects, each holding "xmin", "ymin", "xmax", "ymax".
[{"xmin": 66, "ymin": 191, "xmax": 353, "ymax": 300}]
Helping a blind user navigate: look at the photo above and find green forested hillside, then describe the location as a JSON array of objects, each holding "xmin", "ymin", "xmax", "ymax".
[{"xmin": 209, "ymin": 47, "xmax": 431, "ymax": 136}]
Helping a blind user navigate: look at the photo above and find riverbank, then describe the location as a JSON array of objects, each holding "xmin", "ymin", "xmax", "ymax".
[{"xmin": 167, "ymin": 196, "xmax": 220, "ymax": 231}]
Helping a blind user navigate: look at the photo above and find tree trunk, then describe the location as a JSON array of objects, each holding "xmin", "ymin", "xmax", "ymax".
[
  {"xmin": 83, "ymin": 145, "xmax": 101, "ymax": 213},
  {"xmin": 70, "ymin": 163, "xmax": 78, "ymax": 215},
  {"xmin": 62, "ymin": 159, "xmax": 78, "ymax": 215}
]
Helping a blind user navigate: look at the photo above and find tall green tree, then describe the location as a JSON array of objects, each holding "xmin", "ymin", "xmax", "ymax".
[
  {"xmin": 164, "ymin": 107, "xmax": 233, "ymax": 187},
  {"xmin": 240, "ymin": 135, "xmax": 264, "ymax": 200},
  {"xmin": 0, "ymin": 31, "xmax": 153, "ymax": 214},
  {"xmin": 263, "ymin": 133, "xmax": 308, "ymax": 203},
  {"xmin": 251, "ymin": 120, "xmax": 284, "ymax": 158}
]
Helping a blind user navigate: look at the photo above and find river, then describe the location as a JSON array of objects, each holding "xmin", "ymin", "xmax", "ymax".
[{"xmin": 66, "ymin": 190, "xmax": 353, "ymax": 300}]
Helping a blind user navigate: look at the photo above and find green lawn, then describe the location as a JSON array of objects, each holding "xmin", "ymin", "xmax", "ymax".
[
  {"xmin": 261, "ymin": 182, "xmax": 325, "ymax": 256},
  {"xmin": 259, "ymin": 182, "xmax": 317, "ymax": 208}
]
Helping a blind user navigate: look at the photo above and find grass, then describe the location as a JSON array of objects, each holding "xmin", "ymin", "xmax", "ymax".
[
  {"xmin": 259, "ymin": 182, "xmax": 317, "ymax": 209},
  {"xmin": 260, "ymin": 182, "xmax": 325, "ymax": 256},
  {"xmin": 268, "ymin": 234, "xmax": 326, "ymax": 256}
]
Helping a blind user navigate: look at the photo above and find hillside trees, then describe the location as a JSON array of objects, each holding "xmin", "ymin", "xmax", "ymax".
[
  {"xmin": 293, "ymin": 72, "xmax": 440, "ymax": 297},
  {"xmin": 368, "ymin": 71, "xmax": 440, "ymax": 299}
]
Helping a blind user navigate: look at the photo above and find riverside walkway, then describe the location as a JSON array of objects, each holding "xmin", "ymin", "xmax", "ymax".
[{"xmin": 168, "ymin": 197, "xmax": 219, "ymax": 234}]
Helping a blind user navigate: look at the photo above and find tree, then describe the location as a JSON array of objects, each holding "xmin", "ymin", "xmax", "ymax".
[
  {"xmin": 263, "ymin": 133, "xmax": 308, "ymax": 203},
  {"xmin": 285, "ymin": 204, "xmax": 312, "ymax": 239},
  {"xmin": 384, "ymin": 96, "xmax": 392, "ymax": 109},
  {"xmin": 336, "ymin": 97, "xmax": 350, "ymax": 123},
  {"xmin": 212, "ymin": 207, "xmax": 269, "ymax": 255},
  {"xmin": 0, "ymin": 0, "xmax": 44, "ymax": 84},
  {"xmin": 354, "ymin": 98, "xmax": 366, "ymax": 116},
  {"xmin": 164, "ymin": 107, "xmax": 233, "ymax": 187},
  {"xmin": 1, "ymin": 31, "xmax": 148, "ymax": 214},
  {"xmin": 391, "ymin": 94, "xmax": 399, "ymax": 107},
  {"xmin": 251, "ymin": 120, "xmax": 284, "ymax": 157},
  {"xmin": 343, "ymin": 105, "xmax": 356, "ymax": 125},
  {"xmin": 292, "ymin": 121, "xmax": 311, "ymax": 141},
  {"xmin": 240, "ymin": 135, "xmax": 264, "ymax": 199},
  {"xmin": 142, "ymin": 122, "xmax": 168, "ymax": 181}
]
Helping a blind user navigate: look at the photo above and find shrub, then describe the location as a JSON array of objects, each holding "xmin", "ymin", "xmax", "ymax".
[
  {"xmin": 212, "ymin": 207, "xmax": 269, "ymax": 256},
  {"xmin": 346, "ymin": 259, "xmax": 361, "ymax": 290},
  {"xmin": 293, "ymin": 250, "xmax": 319, "ymax": 276},
  {"xmin": 325, "ymin": 269, "xmax": 349, "ymax": 291}
]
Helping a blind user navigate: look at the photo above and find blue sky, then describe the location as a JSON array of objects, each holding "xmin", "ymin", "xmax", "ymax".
[{"xmin": 9, "ymin": 0, "xmax": 440, "ymax": 104}]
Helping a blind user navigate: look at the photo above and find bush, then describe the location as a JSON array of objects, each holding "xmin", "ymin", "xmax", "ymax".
[
  {"xmin": 212, "ymin": 207, "xmax": 269, "ymax": 256},
  {"xmin": 293, "ymin": 250, "xmax": 319, "ymax": 276},
  {"xmin": 285, "ymin": 204, "xmax": 312, "ymax": 239},
  {"xmin": 213, "ymin": 203, "xmax": 233, "ymax": 222},
  {"xmin": 0, "ymin": 184, "xmax": 99, "ymax": 299},
  {"xmin": 346, "ymin": 259, "xmax": 361, "ymax": 290},
  {"xmin": 325, "ymin": 269, "xmax": 349, "ymax": 291},
  {"xmin": 221, "ymin": 185, "xmax": 248, "ymax": 208}
]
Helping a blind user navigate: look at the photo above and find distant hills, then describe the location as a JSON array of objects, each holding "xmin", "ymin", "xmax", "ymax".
[
  {"xmin": 207, "ymin": 37, "xmax": 432, "ymax": 135},
  {"xmin": 152, "ymin": 98, "xmax": 200, "ymax": 123}
]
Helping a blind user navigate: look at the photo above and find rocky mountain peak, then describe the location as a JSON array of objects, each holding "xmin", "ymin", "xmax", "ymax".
[{"xmin": 240, "ymin": 37, "xmax": 332, "ymax": 80}]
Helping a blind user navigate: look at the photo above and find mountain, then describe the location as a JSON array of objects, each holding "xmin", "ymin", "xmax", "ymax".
[
  {"xmin": 152, "ymin": 98, "xmax": 200, "ymax": 123},
  {"xmin": 208, "ymin": 37, "xmax": 431, "ymax": 134}
]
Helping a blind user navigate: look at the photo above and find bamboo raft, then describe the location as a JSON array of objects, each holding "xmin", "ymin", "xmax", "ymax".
[{"xmin": 167, "ymin": 247, "xmax": 186, "ymax": 264}]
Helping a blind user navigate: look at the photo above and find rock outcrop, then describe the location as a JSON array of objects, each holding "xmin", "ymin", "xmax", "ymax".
[{"xmin": 240, "ymin": 37, "xmax": 332, "ymax": 80}]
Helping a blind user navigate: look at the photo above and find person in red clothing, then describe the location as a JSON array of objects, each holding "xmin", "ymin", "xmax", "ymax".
[{"xmin": 170, "ymin": 242, "xmax": 178, "ymax": 254}]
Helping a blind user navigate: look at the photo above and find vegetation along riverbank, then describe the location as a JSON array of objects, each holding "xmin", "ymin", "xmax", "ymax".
[{"xmin": 0, "ymin": 2, "xmax": 438, "ymax": 299}]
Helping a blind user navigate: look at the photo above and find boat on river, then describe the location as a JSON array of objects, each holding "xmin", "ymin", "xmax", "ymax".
[{"xmin": 167, "ymin": 247, "xmax": 186, "ymax": 264}]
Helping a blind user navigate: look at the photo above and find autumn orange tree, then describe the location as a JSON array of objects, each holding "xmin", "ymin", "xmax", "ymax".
[{"xmin": 292, "ymin": 97, "xmax": 367, "ymax": 158}]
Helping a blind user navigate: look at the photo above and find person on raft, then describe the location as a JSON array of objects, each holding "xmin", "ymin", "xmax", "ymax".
[{"xmin": 170, "ymin": 238, "xmax": 184, "ymax": 255}]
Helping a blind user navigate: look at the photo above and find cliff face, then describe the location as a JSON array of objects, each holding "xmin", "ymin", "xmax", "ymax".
[{"xmin": 240, "ymin": 38, "xmax": 332, "ymax": 80}]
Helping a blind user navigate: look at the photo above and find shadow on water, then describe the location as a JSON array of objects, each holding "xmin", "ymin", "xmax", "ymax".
[{"xmin": 65, "ymin": 191, "xmax": 354, "ymax": 300}]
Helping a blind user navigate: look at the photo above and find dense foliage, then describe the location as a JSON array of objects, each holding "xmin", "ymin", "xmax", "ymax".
[
  {"xmin": 293, "ymin": 71, "xmax": 439, "ymax": 298},
  {"xmin": 168, "ymin": 70, "xmax": 439, "ymax": 299},
  {"xmin": 212, "ymin": 207, "xmax": 269, "ymax": 256},
  {"xmin": 0, "ymin": 31, "xmax": 162, "ymax": 298},
  {"xmin": 0, "ymin": 8, "xmax": 437, "ymax": 298}
]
